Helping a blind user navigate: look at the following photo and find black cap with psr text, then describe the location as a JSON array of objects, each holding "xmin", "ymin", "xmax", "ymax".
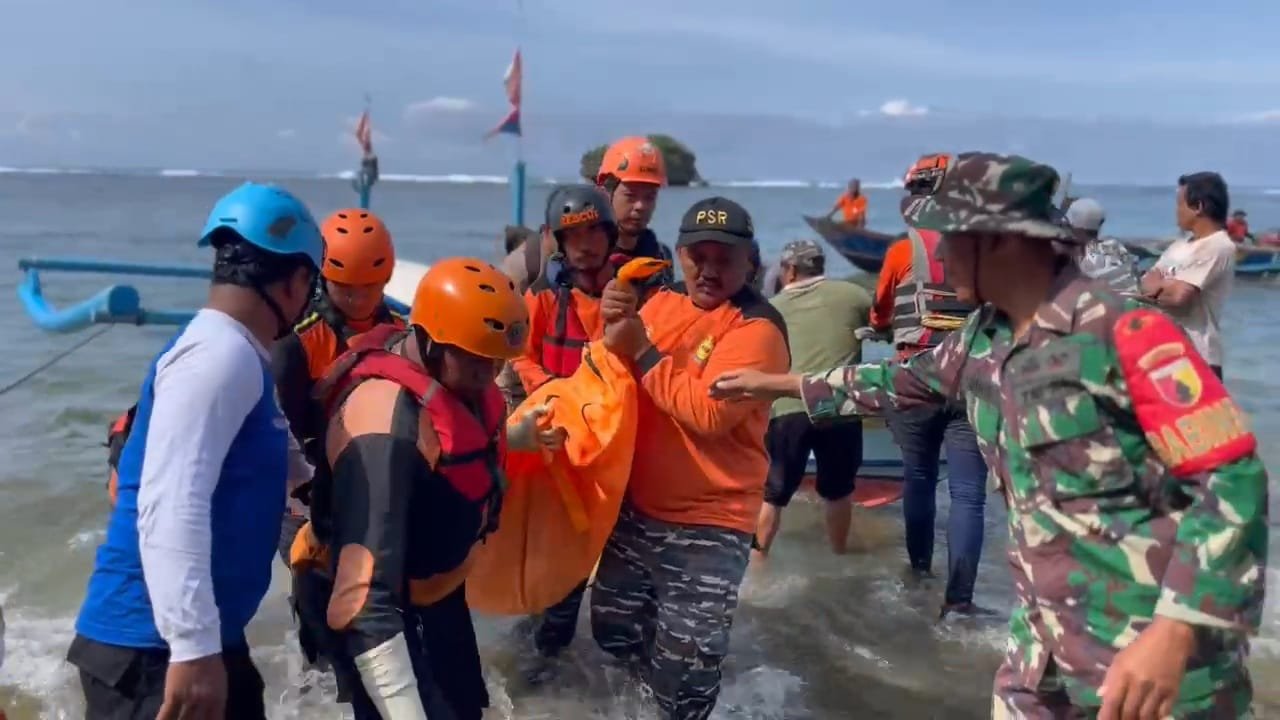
[{"xmin": 677, "ymin": 196, "xmax": 755, "ymax": 249}]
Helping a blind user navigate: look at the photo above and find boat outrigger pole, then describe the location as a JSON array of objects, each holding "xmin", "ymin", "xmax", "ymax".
[
  {"xmin": 354, "ymin": 153, "xmax": 378, "ymax": 210},
  {"xmin": 352, "ymin": 94, "xmax": 378, "ymax": 209},
  {"xmin": 17, "ymin": 257, "xmax": 209, "ymax": 333}
]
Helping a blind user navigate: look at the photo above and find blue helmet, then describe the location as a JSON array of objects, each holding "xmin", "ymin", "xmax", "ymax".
[{"xmin": 198, "ymin": 182, "xmax": 324, "ymax": 269}]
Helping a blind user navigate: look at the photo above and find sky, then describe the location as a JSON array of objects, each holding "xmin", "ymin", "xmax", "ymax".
[{"xmin": 1, "ymin": 0, "xmax": 1278, "ymax": 184}]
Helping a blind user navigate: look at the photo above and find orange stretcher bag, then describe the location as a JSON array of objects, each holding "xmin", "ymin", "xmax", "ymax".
[{"xmin": 465, "ymin": 258, "xmax": 668, "ymax": 615}]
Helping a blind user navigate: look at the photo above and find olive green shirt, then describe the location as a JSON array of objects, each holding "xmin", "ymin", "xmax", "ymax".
[{"xmin": 769, "ymin": 276, "xmax": 871, "ymax": 418}]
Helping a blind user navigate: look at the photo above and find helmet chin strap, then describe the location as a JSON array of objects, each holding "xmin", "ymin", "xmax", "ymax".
[{"xmin": 252, "ymin": 284, "xmax": 294, "ymax": 340}]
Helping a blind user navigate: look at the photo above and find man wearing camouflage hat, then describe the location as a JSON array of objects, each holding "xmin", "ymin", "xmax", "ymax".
[
  {"xmin": 756, "ymin": 239, "xmax": 871, "ymax": 558},
  {"xmin": 711, "ymin": 152, "xmax": 1267, "ymax": 719}
]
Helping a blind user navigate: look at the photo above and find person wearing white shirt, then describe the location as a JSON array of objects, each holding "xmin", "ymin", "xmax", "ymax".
[
  {"xmin": 69, "ymin": 183, "xmax": 322, "ymax": 720},
  {"xmin": 1141, "ymin": 172, "xmax": 1237, "ymax": 378}
]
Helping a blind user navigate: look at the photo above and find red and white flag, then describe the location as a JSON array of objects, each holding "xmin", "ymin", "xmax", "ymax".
[
  {"xmin": 485, "ymin": 48, "xmax": 522, "ymax": 139},
  {"xmin": 354, "ymin": 109, "xmax": 373, "ymax": 154}
]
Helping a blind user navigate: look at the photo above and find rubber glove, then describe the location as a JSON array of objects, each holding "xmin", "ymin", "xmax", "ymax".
[{"xmin": 506, "ymin": 404, "xmax": 565, "ymax": 452}]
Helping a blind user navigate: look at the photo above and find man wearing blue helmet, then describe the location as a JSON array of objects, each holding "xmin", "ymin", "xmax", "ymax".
[{"xmin": 68, "ymin": 182, "xmax": 323, "ymax": 720}]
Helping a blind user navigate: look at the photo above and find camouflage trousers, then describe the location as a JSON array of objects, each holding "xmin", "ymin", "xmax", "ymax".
[
  {"xmin": 992, "ymin": 653, "xmax": 1255, "ymax": 719},
  {"xmin": 590, "ymin": 504, "xmax": 752, "ymax": 720}
]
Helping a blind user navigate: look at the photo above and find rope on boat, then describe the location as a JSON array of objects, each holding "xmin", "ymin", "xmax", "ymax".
[{"xmin": 0, "ymin": 325, "xmax": 113, "ymax": 397}]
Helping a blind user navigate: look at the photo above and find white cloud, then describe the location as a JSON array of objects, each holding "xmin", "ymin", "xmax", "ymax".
[
  {"xmin": 12, "ymin": 113, "xmax": 82, "ymax": 141},
  {"xmin": 879, "ymin": 99, "xmax": 928, "ymax": 118},
  {"xmin": 403, "ymin": 96, "xmax": 477, "ymax": 122},
  {"xmin": 277, "ymin": 128, "xmax": 297, "ymax": 139}
]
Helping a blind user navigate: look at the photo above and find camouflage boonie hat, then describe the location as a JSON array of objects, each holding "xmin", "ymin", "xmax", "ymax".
[
  {"xmin": 899, "ymin": 152, "xmax": 1079, "ymax": 243},
  {"xmin": 780, "ymin": 239, "xmax": 824, "ymax": 269}
]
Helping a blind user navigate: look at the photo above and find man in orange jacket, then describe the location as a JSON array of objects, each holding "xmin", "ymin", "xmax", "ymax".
[
  {"xmin": 511, "ymin": 184, "xmax": 625, "ymax": 659},
  {"xmin": 592, "ymin": 197, "xmax": 791, "ymax": 720}
]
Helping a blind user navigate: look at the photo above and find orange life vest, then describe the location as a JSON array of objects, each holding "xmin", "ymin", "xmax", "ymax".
[
  {"xmin": 539, "ymin": 287, "xmax": 592, "ymax": 378},
  {"xmin": 105, "ymin": 406, "xmax": 137, "ymax": 507},
  {"xmin": 309, "ymin": 325, "xmax": 506, "ymax": 552}
]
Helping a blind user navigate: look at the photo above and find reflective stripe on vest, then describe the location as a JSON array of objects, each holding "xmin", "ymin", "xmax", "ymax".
[
  {"xmin": 541, "ymin": 287, "xmax": 591, "ymax": 378},
  {"xmin": 891, "ymin": 228, "xmax": 975, "ymax": 348},
  {"xmin": 306, "ymin": 293, "xmax": 403, "ymax": 352},
  {"xmin": 311, "ymin": 325, "xmax": 506, "ymax": 545}
]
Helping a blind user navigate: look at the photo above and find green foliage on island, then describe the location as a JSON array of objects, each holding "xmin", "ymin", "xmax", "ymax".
[{"xmin": 579, "ymin": 134, "xmax": 705, "ymax": 187}]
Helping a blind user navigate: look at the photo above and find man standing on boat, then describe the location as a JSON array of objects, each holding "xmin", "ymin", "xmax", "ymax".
[
  {"xmin": 1065, "ymin": 198, "xmax": 1142, "ymax": 296},
  {"xmin": 69, "ymin": 183, "xmax": 323, "ymax": 720},
  {"xmin": 755, "ymin": 239, "xmax": 871, "ymax": 558},
  {"xmin": 1141, "ymin": 172, "xmax": 1237, "ymax": 379},
  {"xmin": 711, "ymin": 152, "xmax": 1268, "ymax": 719},
  {"xmin": 826, "ymin": 178, "xmax": 868, "ymax": 227},
  {"xmin": 866, "ymin": 191, "xmax": 989, "ymax": 618},
  {"xmin": 1227, "ymin": 209, "xmax": 1252, "ymax": 244}
]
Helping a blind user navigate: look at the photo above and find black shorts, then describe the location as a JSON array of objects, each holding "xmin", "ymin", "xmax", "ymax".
[
  {"xmin": 67, "ymin": 634, "xmax": 266, "ymax": 720},
  {"xmin": 764, "ymin": 413, "xmax": 862, "ymax": 507}
]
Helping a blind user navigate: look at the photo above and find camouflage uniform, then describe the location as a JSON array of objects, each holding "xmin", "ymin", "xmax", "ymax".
[
  {"xmin": 590, "ymin": 504, "xmax": 752, "ymax": 720},
  {"xmin": 802, "ymin": 153, "xmax": 1267, "ymax": 718}
]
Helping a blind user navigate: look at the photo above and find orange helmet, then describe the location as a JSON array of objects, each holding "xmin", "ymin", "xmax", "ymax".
[
  {"xmin": 320, "ymin": 209, "xmax": 395, "ymax": 285},
  {"xmin": 410, "ymin": 258, "xmax": 529, "ymax": 360},
  {"xmin": 596, "ymin": 136, "xmax": 667, "ymax": 187}
]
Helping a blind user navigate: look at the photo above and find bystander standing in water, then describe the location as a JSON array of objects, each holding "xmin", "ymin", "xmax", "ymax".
[
  {"xmin": 1141, "ymin": 172, "xmax": 1237, "ymax": 378},
  {"xmin": 865, "ymin": 181, "xmax": 990, "ymax": 618},
  {"xmin": 755, "ymin": 239, "xmax": 871, "ymax": 558}
]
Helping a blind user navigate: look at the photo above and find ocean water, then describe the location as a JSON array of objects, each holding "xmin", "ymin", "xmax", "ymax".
[{"xmin": 0, "ymin": 170, "xmax": 1279, "ymax": 719}]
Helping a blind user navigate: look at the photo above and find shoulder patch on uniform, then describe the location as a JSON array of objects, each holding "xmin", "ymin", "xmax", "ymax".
[
  {"xmin": 1113, "ymin": 308, "xmax": 1255, "ymax": 476},
  {"xmin": 731, "ymin": 288, "xmax": 788, "ymax": 345}
]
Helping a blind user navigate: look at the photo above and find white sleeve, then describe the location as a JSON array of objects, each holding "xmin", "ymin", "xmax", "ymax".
[{"xmin": 137, "ymin": 338, "xmax": 262, "ymax": 663}]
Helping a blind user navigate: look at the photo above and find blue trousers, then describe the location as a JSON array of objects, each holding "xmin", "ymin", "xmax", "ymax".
[{"xmin": 887, "ymin": 404, "xmax": 988, "ymax": 606}]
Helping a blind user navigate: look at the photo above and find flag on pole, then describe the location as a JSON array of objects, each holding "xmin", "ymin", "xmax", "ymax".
[
  {"xmin": 354, "ymin": 109, "xmax": 373, "ymax": 155},
  {"xmin": 485, "ymin": 48, "xmax": 522, "ymax": 139}
]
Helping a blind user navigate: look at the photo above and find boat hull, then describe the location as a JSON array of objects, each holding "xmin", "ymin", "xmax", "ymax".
[
  {"xmin": 1124, "ymin": 241, "xmax": 1280, "ymax": 278},
  {"xmin": 803, "ymin": 216, "xmax": 899, "ymax": 274}
]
